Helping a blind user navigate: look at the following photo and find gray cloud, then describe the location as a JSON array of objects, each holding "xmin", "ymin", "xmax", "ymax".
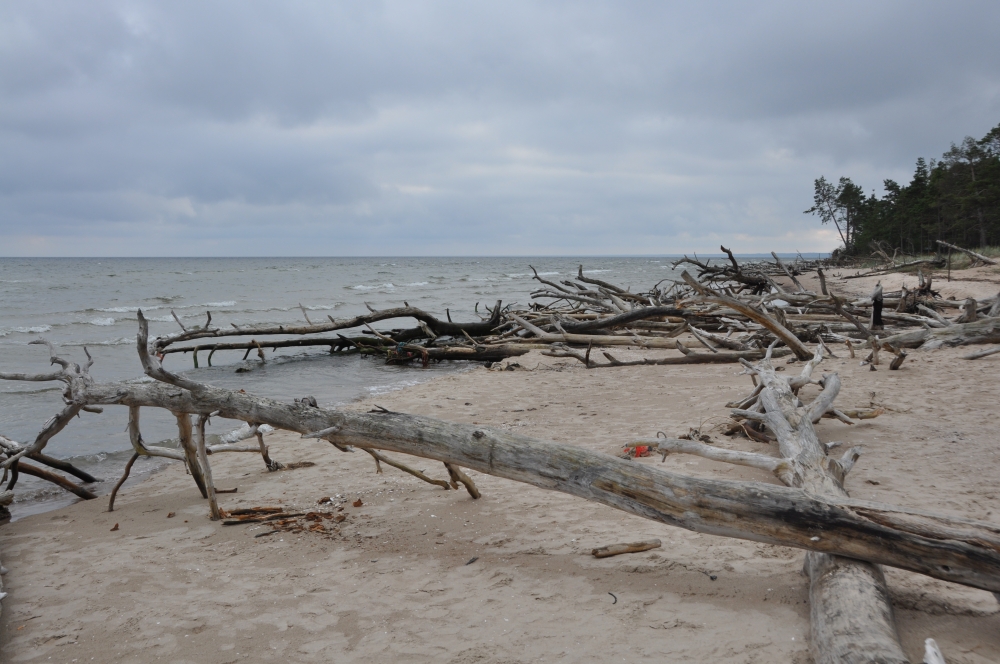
[{"xmin": 1, "ymin": 1, "xmax": 999, "ymax": 255}]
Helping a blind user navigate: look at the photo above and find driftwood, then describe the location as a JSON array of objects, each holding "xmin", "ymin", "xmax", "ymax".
[
  {"xmin": 5, "ymin": 319, "xmax": 997, "ymax": 598},
  {"xmin": 633, "ymin": 347, "xmax": 910, "ymax": 662},
  {"xmin": 591, "ymin": 539, "xmax": 661, "ymax": 558},
  {"xmin": 884, "ymin": 316, "xmax": 1000, "ymax": 349},
  {"xmin": 680, "ymin": 271, "xmax": 814, "ymax": 360},
  {"xmin": 154, "ymin": 303, "xmax": 503, "ymax": 355},
  {"xmin": 963, "ymin": 345, "xmax": 1000, "ymax": 360},
  {"xmin": 543, "ymin": 345, "xmax": 792, "ymax": 368},
  {"xmin": 936, "ymin": 240, "xmax": 997, "ymax": 266}
]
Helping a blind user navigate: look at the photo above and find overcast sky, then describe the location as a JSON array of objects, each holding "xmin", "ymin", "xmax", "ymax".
[{"xmin": 2, "ymin": 1, "xmax": 998, "ymax": 257}]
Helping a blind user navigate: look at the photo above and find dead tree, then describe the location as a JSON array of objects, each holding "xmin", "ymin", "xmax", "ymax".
[
  {"xmin": 631, "ymin": 346, "xmax": 910, "ymax": 662},
  {"xmin": 935, "ymin": 240, "xmax": 997, "ymax": 266}
]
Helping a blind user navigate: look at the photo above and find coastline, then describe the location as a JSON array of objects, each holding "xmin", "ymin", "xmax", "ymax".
[{"xmin": 0, "ymin": 271, "xmax": 999, "ymax": 662}]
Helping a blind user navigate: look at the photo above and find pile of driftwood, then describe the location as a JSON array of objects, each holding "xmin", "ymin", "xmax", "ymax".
[
  {"xmin": 2, "ymin": 247, "xmax": 1000, "ymax": 662},
  {"xmin": 139, "ymin": 247, "xmax": 1000, "ymax": 376}
]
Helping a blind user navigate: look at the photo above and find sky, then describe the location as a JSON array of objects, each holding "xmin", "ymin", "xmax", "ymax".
[{"xmin": 2, "ymin": 2, "xmax": 999, "ymax": 257}]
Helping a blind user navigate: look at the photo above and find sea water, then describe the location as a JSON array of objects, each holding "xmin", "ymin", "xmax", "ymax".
[{"xmin": 0, "ymin": 256, "xmax": 691, "ymax": 518}]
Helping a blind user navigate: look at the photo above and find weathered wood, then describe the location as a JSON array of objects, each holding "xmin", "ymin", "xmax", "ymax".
[
  {"xmin": 174, "ymin": 413, "xmax": 209, "ymax": 500},
  {"xmin": 444, "ymin": 463, "xmax": 481, "ymax": 499},
  {"xmin": 804, "ymin": 553, "xmax": 907, "ymax": 664},
  {"xmin": 362, "ymin": 448, "xmax": 451, "ymax": 490},
  {"xmin": 194, "ymin": 414, "xmax": 222, "ymax": 520},
  {"xmin": 556, "ymin": 306, "xmax": 685, "ymax": 333},
  {"xmin": 127, "ymin": 406, "xmax": 185, "ymax": 462},
  {"xmin": 15, "ymin": 461, "xmax": 97, "ymax": 500},
  {"xmin": 153, "ymin": 303, "xmax": 503, "ymax": 353},
  {"xmin": 750, "ymin": 354, "xmax": 908, "ymax": 662},
  {"xmin": 79, "ymin": 374, "xmax": 1000, "ymax": 594},
  {"xmin": 640, "ymin": 348, "xmax": 911, "ymax": 659},
  {"xmin": 108, "ymin": 453, "xmax": 140, "ymax": 512},
  {"xmin": 883, "ymin": 316, "xmax": 1000, "ymax": 349},
  {"xmin": 511, "ymin": 314, "xmax": 710, "ymax": 349},
  {"xmin": 0, "ymin": 435, "xmax": 99, "ymax": 484},
  {"xmin": 592, "ymin": 539, "xmax": 662, "ymax": 558},
  {"xmin": 680, "ymin": 271, "xmax": 814, "ymax": 360},
  {"xmin": 543, "ymin": 346, "xmax": 792, "ymax": 368},
  {"xmin": 936, "ymin": 240, "xmax": 997, "ymax": 266},
  {"xmin": 962, "ymin": 345, "xmax": 1000, "ymax": 360},
  {"xmin": 956, "ymin": 298, "xmax": 978, "ymax": 324}
]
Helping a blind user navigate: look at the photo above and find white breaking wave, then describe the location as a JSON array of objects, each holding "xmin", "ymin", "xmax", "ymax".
[
  {"xmin": 89, "ymin": 318, "xmax": 116, "ymax": 326},
  {"xmin": 349, "ymin": 283, "xmax": 395, "ymax": 290},
  {"xmin": 63, "ymin": 337, "xmax": 134, "ymax": 346},
  {"xmin": 13, "ymin": 325, "xmax": 51, "ymax": 334},
  {"xmin": 96, "ymin": 305, "xmax": 162, "ymax": 313},
  {"xmin": 202, "ymin": 301, "xmax": 236, "ymax": 307},
  {"xmin": 406, "ymin": 282, "xmax": 429, "ymax": 286}
]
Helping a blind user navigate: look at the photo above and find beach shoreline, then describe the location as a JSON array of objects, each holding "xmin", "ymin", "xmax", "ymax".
[{"xmin": 1, "ymin": 269, "xmax": 999, "ymax": 662}]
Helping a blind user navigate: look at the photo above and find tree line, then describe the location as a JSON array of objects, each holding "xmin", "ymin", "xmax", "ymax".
[{"xmin": 806, "ymin": 122, "xmax": 1000, "ymax": 255}]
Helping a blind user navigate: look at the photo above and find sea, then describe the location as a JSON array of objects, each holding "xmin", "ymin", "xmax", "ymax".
[{"xmin": 0, "ymin": 256, "xmax": 706, "ymax": 519}]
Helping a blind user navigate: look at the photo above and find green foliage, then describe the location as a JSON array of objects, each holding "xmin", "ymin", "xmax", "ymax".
[{"xmin": 806, "ymin": 123, "xmax": 1000, "ymax": 254}]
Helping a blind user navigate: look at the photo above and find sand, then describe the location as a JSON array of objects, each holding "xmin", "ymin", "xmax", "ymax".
[{"xmin": 1, "ymin": 269, "xmax": 999, "ymax": 663}]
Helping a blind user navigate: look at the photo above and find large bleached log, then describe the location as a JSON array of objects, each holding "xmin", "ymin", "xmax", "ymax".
[
  {"xmin": 635, "ymin": 347, "xmax": 911, "ymax": 661},
  {"xmin": 85, "ymin": 376, "xmax": 1000, "ymax": 593},
  {"xmin": 883, "ymin": 316, "xmax": 1000, "ymax": 349},
  {"xmin": 752, "ymin": 353, "xmax": 907, "ymax": 663},
  {"xmin": 936, "ymin": 240, "xmax": 997, "ymax": 266}
]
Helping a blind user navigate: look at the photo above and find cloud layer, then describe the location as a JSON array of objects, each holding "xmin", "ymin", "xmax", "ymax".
[{"xmin": 2, "ymin": 1, "xmax": 999, "ymax": 256}]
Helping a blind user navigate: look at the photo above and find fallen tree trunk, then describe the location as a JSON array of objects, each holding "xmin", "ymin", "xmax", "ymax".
[
  {"xmin": 633, "ymin": 348, "xmax": 911, "ymax": 661},
  {"xmin": 13, "ymin": 461, "xmax": 97, "ymax": 500},
  {"xmin": 936, "ymin": 240, "xmax": 997, "ymax": 266},
  {"xmin": 153, "ymin": 303, "xmax": 503, "ymax": 353},
  {"xmin": 555, "ymin": 306, "xmax": 685, "ymax": 333},
  {"xmin": 883, "ymin": 316, "xmax": 1000, "ymax": 349},
  {"xmin": 83, "ymin": 375, "xmax": 1000, "ymax": 593}
]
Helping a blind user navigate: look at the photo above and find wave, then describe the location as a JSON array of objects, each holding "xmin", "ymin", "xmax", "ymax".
[
  {"xmin": 93, "ymin": 305, "xmax": 162, "ymax": 313},
  {"xmin": 63, "ymin": 337, "xmax": 134, "ymax": 346},
  {"xmin": 89, "ymin": 317, "xmax": 116, "ymax": 326},
  {"xmin": 202, "ymin": 301, "xmax": 236, "ymax": 307},
  {"xmin": 303, "ymin": 303, "xmax": 344, "ymax": 311},
  {"xmin": 348, "ymin": 283, "xmax": 395, "ymax": 291},
  {"xmin": 11, "ymin": 325, "xmax": 51, "ymax": 334},
  {"xmin": 406, "ymin": 282, "xmax": 429, "ymax": 287}
]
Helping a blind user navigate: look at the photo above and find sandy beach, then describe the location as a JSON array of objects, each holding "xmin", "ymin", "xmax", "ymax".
[{"xmin": 1, "ymin": 269, "xmax": 999, "ymax": 663}]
